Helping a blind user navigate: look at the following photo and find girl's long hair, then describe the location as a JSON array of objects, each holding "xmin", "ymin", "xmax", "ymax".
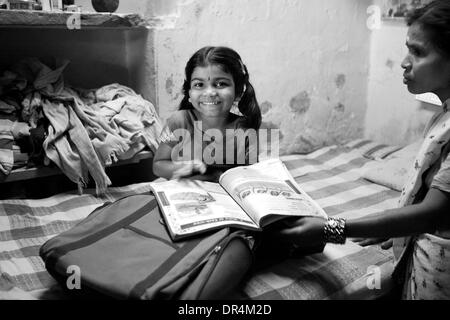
[{"xmin": 179, "ymin": 46, "xmax": 262, "ymax": 130}]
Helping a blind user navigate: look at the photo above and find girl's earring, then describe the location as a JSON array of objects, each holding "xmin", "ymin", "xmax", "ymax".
[{"xmin": 231, "ymin": 100, "xmax": 243, "ymax": 116}]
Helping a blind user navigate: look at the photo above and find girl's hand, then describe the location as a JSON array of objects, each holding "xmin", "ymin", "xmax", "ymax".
[
  {"xmin": 268, "ymin": 216, "xmax": 328, "ymax": 250},
  {"xmin": 171, "ymin": 160, "xmax": 207, "ymax": 180}
]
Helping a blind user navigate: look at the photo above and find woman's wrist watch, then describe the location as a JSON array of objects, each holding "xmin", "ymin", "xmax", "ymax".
[{"xmin": 323, "ymin": 217, "xmax": 346, "ymax": 244}]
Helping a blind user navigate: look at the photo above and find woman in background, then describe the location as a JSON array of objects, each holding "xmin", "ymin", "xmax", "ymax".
[{"xmin": 272, "ymin": 0, "xmax": 450, "ymax": 299}]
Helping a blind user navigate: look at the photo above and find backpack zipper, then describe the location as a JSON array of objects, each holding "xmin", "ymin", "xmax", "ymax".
[
  {"xmin": 156, "ymin": 231, "xmax": 242, "ymax": 298},
  {"xmin": 153, "ymin": 232, "xmax": 230, "ymax": 299}
]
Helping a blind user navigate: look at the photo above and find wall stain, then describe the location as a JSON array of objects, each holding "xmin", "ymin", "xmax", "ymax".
[
  {"xmin": 261, "ymin": 121, "xmax": 284, "ymax": 140},
  {"xmin": 165, "ymin": 76, "xmax": 174, "ymax": 95},
  {"xmin": 295, "ymin": 135, "xmax": 314, "ymax": 150},
  {"xmin": 335, "ymin": 103, "xmax": 345, "ymax": 112},
  {"xmin": 290, "ymin": 91, "xmax": 310, "ymax": 114},
  {"xmin": 194, "ymin": 4, "xmax": 203, "ymax": 19},
  {"xmin": 335, "ymin": 74, "xmax": 346, "ymax": 89},
  {"xmin": 386, "ymin": 59, "xmax": 394, "ymax": 70},
  {"xmin": 260, "ymin": 101, "xmax": 272, "ymax": 115},
  {"xmin": 289, "ymin": 134, "xmax": 323, "ymax": 154}
]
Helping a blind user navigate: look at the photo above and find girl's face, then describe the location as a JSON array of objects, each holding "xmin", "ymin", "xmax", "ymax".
[
  {"xmin": 189, "ymin": 64, "xmax": 237, "ymax": 119},
  {"xmin": 401, "ymin": 23, "xmax": 450, "ymax": 100}
]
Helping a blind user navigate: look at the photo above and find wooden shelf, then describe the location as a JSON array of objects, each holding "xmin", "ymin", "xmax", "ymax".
[
  {"xmin": 0, "ymin": 9, "xmax": 149, "ymax": 29},
  {"xmin": 2, "ymin": 150, "xmax": 153, "ymax": 183},
  {"xmin": 0, "ymin": 9, "xmax": 155, "ymax": 189}
]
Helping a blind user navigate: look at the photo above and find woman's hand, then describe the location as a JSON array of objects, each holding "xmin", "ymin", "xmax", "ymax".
[
  {"xmin": 268, "ymin": 216, "xmax": 328, "ymax": 249},
  {"xmin": 171, "ymin": 160, "xmax": 207, "ymax": 180},
  {"xmin": 352, "ymin": 238, "xmax": 393, "ymax": 249}
]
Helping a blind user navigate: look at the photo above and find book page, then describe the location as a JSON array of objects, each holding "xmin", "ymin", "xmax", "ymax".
[
  {"xmin": 150, "ymin": 179, "xmax": 259, "ymax": 240},
  {"xmin": 219, "ymin": 158, "xmax": 327, "ymax": 227}
]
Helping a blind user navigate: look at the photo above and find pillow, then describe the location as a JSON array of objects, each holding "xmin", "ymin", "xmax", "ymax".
[
  {"xmin": 385, "ymin": 140, "xmax": 422, "ymax": 161},
  {"xmin": 361, "ymin": 141, "xmax": 422, "ymax": 191},
  {"xmin": 362, "ymin": 144, "xmax": 403, "ymax": 160}
]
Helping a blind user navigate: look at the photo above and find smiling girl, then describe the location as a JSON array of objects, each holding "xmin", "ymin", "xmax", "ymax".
[{"xmin": 153, "ymin": 46, "xmax": 262, "ymax": 181}]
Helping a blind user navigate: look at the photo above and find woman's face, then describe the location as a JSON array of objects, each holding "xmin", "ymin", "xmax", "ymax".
[
  {"xmin": 189, "ymin": 64, "xmax": 237, "ymax": 119},
  {"xmin": 401, "ymin": 23, "xmax": 450, "ymax": 100}
]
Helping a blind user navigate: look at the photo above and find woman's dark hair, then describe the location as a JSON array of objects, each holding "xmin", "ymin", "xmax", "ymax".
[
  {"xmin": 406, "ymin": 0, "xmax": 450, "ymax": 57},
  {"xmin": 179, "ymin": 46, "xmax": 262, "ymax": 130}
]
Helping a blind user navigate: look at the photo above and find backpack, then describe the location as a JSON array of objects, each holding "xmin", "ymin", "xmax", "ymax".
[{"xmin": 39, "ymin": 193, "xmax": 254, "ymax": 300}]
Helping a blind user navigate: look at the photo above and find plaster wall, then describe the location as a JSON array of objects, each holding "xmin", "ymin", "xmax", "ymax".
[
  {"xmin": 32, "ymin": 0, "xmax": 433, "ymax": 151},
  {"xmin": 152, "ymin": 0, "xmax": 373, "ymax": 154}
]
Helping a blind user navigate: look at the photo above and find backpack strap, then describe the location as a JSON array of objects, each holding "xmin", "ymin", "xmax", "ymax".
[
  {"xmin": 129, "ymin": 237, "xmax": 203, "ymax": 299},
  {"xmin": 45, "ymin": 197, "xmax": 158, "ymax": 268}
]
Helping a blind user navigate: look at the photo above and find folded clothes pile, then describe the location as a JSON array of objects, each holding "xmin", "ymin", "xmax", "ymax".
[{"xmin": 0, "ymin": 58, "xmax": 169, "ymax": 195}]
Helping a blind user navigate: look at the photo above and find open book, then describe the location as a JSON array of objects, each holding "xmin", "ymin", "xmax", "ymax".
[{"xmin": 149, "ymin": 158, "xmax": 327, "ymax": 241}]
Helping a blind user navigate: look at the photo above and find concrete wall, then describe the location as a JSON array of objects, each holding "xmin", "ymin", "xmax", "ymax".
[
  {"xmin": 72, "ymin": 0, "xmax": 438, "ymax": 149},
  {"xmin": 8, "ymin": 0, "xmax": 431, "ymax": 151},
  {"xmin": 152, "ymin": 0, "xmax": 373, "ymax": 154},
  {"xmin": 364, "ymin": 3, "xmax": 439, "ymax": 146}
]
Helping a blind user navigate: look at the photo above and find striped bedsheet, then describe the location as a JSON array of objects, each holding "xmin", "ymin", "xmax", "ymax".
[
  {"xmin": 0, "ymin": 139, "xmax": 400, "ymax": 300},
  {"xmin": 237, "ymin": 139, "xmax": 400, "ymax": 300}
]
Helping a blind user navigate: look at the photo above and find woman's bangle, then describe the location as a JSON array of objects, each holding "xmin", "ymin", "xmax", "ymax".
[{"xmin": 323, "ymin": 217, "xmax": 346, "ymax": 244}]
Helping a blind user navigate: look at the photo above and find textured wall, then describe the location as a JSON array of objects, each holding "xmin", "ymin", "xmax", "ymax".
[
  {"xmin": 63, "ymin": 1, "xmax": 434, "ymax": 149},
  {"xmin": 152, "ymin": 0, "xmax": 373, "ymax": 154},
  {"xmin": 71, "ymin": 1, "xmax": 433, "ymax": 150}
]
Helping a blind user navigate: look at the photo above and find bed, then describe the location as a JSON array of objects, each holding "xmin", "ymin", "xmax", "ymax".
[{"xmin": 0, "ymin": 139, "xmax": 410, "ymax": 300}]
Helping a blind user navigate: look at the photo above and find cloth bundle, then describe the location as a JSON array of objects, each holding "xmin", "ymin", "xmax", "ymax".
[
  {"xmin": 0, "ymin": 119, "xmax": 30, "ymax": 179},
  {"xmin": 0, "ymin": 58, "xmax": 168, "ymax": 195}
]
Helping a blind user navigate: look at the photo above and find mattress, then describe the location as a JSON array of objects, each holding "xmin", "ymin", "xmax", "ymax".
[{"xmin": 0, "ymin": 139, "xmax": 400, "ymax": 300}]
